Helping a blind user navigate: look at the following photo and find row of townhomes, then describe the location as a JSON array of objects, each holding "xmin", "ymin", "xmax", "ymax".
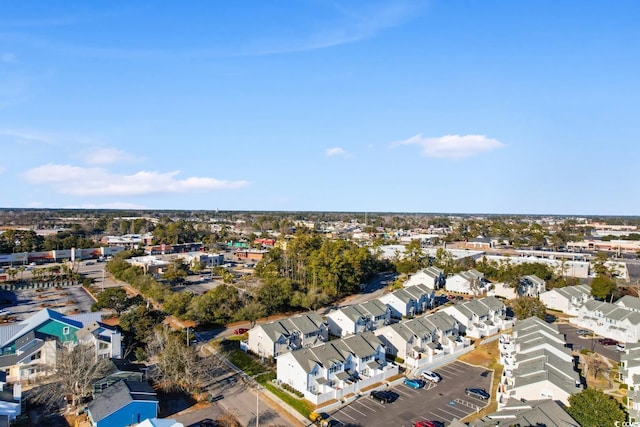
[
  {"xmin": 249, "ymin": 295, "xmax": 512, "ymax": 405},
  {"xmin": 539, "ymin": 284, "xmax": 593, "ymax": 315},
  {"xmin": 620, "ymin": 342, "xmax": 640, "ymax": 421},
  {"xmin": 497, "ymin": 317, "xmax": 582, "ymax": 408},
  {"xmin": 571, "ymin": 296, "xmax": 640, "ymax": 343},
  {"xmin": 276, "ymin": 332, "xmax": 397, "ymax": 405},
  {"xmin": 490, "ymin": 274, "xmax": 547, "ymax": 300}
]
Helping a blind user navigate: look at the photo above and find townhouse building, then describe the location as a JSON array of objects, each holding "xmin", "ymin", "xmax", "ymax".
[
  {"xmin": 497, "ymin": 317, "xmax": 581, "ymax": 407},
  {"xmin": 377, "ymin": 283, "xmax": 434, "ymax": 319},
  {"xmin": 404, "ymin": 266, "xmax": 446, "ymax": 289},
  {"xmin": 571, "ymin": 299, "xmax": 640, "ymax": 343},
  {"xmin": 442, "ymin": 296, "xmax": 512, "ymax": 339},
  {"xmin": 276, "ymin": 331, "xmax": 398, "ymax": 405},
  {"xmin": 247, "ymin": 313, "xmax": 328, "ymax": 359},
  {"xmin": 445, "ymin": 269, "xmax": 489, "ymax": 296},
  {"xmin": 326, "ymin": 300, "xmax": 390, "ymax": 337},
  {"xmin": 539, "ymin": 284, "xmax": 593, "ymax": 316}
]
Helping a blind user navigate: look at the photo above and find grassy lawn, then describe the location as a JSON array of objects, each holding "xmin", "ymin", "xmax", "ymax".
[
  {"xmin": 220, "ymin": 345, "xmax": 315, "ymax": 419},
  {"xmin": 459, "ymin": 339, "xmax": 502, "ymax": 422}
]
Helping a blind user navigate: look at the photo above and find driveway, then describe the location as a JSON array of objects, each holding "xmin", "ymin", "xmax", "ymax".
[
  {"xmin": 324, "ymin": 361, "xmax": 492, "ymax": 427},
  {"xmin": 557, "ymin": 323, "xmax": 620, "ymax": 362}
]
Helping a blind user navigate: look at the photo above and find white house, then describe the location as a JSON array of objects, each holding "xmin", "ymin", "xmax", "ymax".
[
  {"xmin": 374, "ymin": 311, "xmax": 465, "ymax": 369},
  {"xmin": 619, "ymin": 343, "xmax": 640, "ymax": 388},
  {"xmin": 276, "ymin": 332, "xmax": 398, "ymax": 405},
  {"xmin": 247, "ymin": 313, "xmax": 328, "ymax": 359},
  {"xmin": 616, "ymin": 295, "xmax": 640, "ymax": 313},
  {"xmin": 404, "ymin": 266, "xmax": 446, "ymax": 289},
  {"xmin": 445, "ymin": 269, "xmax": 489, "ymax": 296},
  {"xmin": 378, "ymin": 284, "xmax": 434, "ymax": 319},
  {"xmin": 490, "ymin": 282, "xmax": 517, "ymax": 300},
  {"xmin": 497, "ymin": 317, "xmax": 581, "ymax": 408},
  {"xmin": 442, "ymin": 296, "xmax": 512, "ymax": 339},
  {"xmin": 470, "ymin": 399, "xmax": 580, "ymax": 427},
  {"xmin": 519, "ymin": 275, "xmax": 546, "ymax": 297},
  {"xmin": 539, "ymin": 284, "xmax": 593, "ymax": 316},
  {"xmin": 326, "ymin": 300, "xmax": 390, "ymax": 337},
  {"xmin": 571, "ymin": 300, "xmax": 640, "ymax": 344}
]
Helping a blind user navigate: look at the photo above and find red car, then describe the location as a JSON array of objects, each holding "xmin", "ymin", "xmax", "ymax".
[
  {"xmin": 415, "ymin": 421, "xmax": 437, "ymax": 427},
  {"xmin": 233, "ymin": 328, "xmax": 249, "ymax": 335},
  {"xmin": 599, "ymin": 338, "xmax": 618, "ymax": 346}
]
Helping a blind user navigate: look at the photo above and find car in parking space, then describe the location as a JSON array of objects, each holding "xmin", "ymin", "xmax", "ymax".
[
  {"xmin": 617, "ymin": 343, "xmax": 626, "ymax": 352},
  {"xmin": 465, "ymin": 387, "xmax": 490, "ymax": 400},
  {"xmin": 414, "ymin": 421, "xmax": 437, "ymax": 427},
  {"xmin": 421, "ymin": 370, "xmax": 441, "ymax": 383},
  {"xmin": 576, "ymin": 329, "xmax": 591, "ymax": 336},
  {"xmin": 599, "ymin": 338, "xmax": 619, "ymax": 346},
  {"xmin": 403, "ymin": 378, "xmax": 426, "ymax": 389},
  {"xmin": 233, "ymin": 328, "xmax": 249, "ymax": 335},
  {"xmin": 370, "ymin": 390, "xmax": 393, "ymax": 403}
]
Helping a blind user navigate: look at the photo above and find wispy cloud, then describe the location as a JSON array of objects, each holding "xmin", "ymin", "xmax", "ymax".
[
  {"xmin": 326, "ymin": 147, "xmax": 350, "ymax": 157},
  {"xmin": 392, "ymin": 134, "xmax": 505, "ymax": 158},
  {"xmin": 0, "ymin": 1, "xmax": 426, "ymax": 59},
  {"xmin": 82, "ymin": 148, "xmax": 143, "ymax": 165},
  {"xmin": 1, "ymin": 53, "xmax": 17, "ymax": 63},
  {"xmin": 0, "ymin": 129, "xmax": 56, "ymax": 144},
  {"xmin": 22, "ymin": 164, "xmax": 250, "ymax": 196}
]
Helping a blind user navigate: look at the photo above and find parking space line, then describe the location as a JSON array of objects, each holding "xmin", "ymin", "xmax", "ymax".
[{"xmin": 433, "ymin": 406, "xmax": 472, "ymax": 419}]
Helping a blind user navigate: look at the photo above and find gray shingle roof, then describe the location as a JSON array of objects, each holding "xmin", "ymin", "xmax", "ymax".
[{"xmin": 87, "ymin": 380, "xmax": 157, "ymax": 423}]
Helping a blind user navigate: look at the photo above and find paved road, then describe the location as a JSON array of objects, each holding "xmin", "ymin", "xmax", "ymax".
[{"xmin": 557, "ymin": 322, "xmax": 621, "ymax": 362}]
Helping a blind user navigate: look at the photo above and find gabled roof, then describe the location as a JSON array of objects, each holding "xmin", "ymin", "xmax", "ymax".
[
  {"xmin": 553, "ymin": 284, "xmax": 592, "ymax": 299},
  {"xmin": 284, "ymin": 331, "xmax": 383, "ymax": 373},
  {"xmin": 471, "ymin": 399, "xmax": 580, "ymax": 427},
  {"xmin": 88, "ymin": 380, "xmax": 157, "ymax": 423},
  {"xmin": 403, "ymin": 283, "xmax": 433, "ymax": 300},
  {"xmin": 257, "ymin": 313, "xmax": 326, "ymax": 341},
  {"xmin": 0, "ymin": 308, "xmax": 95, "ymax": 349},
  {"xmin": 583, "ymin": 300, "xmax": 640, "ymax": 325},
  {"xmin": 617, "ymin": 295, "xmax": 640, "ymax": 312}
]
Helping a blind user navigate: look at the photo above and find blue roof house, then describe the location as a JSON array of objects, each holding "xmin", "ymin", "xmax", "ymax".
[{"xmin": 87, "ymin": 380, "xmax": 158, "ymax": 427}]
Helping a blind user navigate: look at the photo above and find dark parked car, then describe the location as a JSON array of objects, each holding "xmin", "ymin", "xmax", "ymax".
[
  {"xmin": 370, "ymin": 390, "xmax": 393, "ymax": 403},
  {"xmin": 599, "ymin": 338, "xmax": 618, "ymax": 346},
  {"xmin": 465, "ymin": 388, "xmax": 490, "ymax": 400}
]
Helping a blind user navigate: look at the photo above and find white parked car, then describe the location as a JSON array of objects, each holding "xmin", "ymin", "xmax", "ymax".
[{"xmin": 421, "ymin": 370, "xmax": 441, "ymax": 383}]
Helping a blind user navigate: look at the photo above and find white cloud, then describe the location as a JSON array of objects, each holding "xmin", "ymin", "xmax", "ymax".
[
  {"xmin": 326, "ymin": 147, "xmax": 350, "ymax": 157},
  {"xmin": 1, "ymin": 53, "xmax": 17, "ymax": 63},
  {"xmin": 392, "ymin": 134, "xmax": 505, "ymax": 158},
  {"xmin": 22, "ymin": 164, "xmax": 249, "ymax": 196},
  {"xmin": 83, "ymin": 147, "xmax": 142, "ymax": 165}
]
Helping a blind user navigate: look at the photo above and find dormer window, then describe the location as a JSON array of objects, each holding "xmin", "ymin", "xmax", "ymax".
[{"xmin": 63, "ymin": 327, "xmax": 70, "ymax": 335}]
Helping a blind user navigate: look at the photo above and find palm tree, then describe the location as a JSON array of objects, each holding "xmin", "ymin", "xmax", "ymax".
[
  {"xmin": 7, "ymin": 268, "xmax": 17, "ymax": 281},
  {"xmin": 18, "ymin": 266, "xmax": 25, "ymax": 281}
]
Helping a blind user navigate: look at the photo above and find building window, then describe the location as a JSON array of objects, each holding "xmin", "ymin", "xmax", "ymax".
[{"xmin": 63, "ymin": 327, "xmax": 70, "ymax": 335}]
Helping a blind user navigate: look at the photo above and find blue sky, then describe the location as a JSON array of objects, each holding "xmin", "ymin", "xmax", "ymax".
[{"xmin": 1, "ymin": 0, "xmax": 639, "ymax": 215}]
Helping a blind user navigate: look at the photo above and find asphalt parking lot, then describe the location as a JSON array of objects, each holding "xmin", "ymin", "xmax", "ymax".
[
  {"xmin": 557, "ymin": 322, "xmax": 620, "ymax": 362},
  {"xmin": 324, "ymin": 361, "xmax": 492, "ymax": 427},
  {"xmin": 7, "ymin": 285, "xmax": 96, "ymax": 321}
]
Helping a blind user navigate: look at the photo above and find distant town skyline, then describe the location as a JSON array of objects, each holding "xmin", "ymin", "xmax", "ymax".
[{"xmin": 1, "ymin": 1, "xmax": 639, "ymax": 215}]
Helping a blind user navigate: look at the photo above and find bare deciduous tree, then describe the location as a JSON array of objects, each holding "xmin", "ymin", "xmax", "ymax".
[
  {"xmin": 30, "ymin": 343, "xmax": 112, "ymax": 409},
  {"xmin": 146, "ymin": 327, "xmax": 223, "ymax": 393}
]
